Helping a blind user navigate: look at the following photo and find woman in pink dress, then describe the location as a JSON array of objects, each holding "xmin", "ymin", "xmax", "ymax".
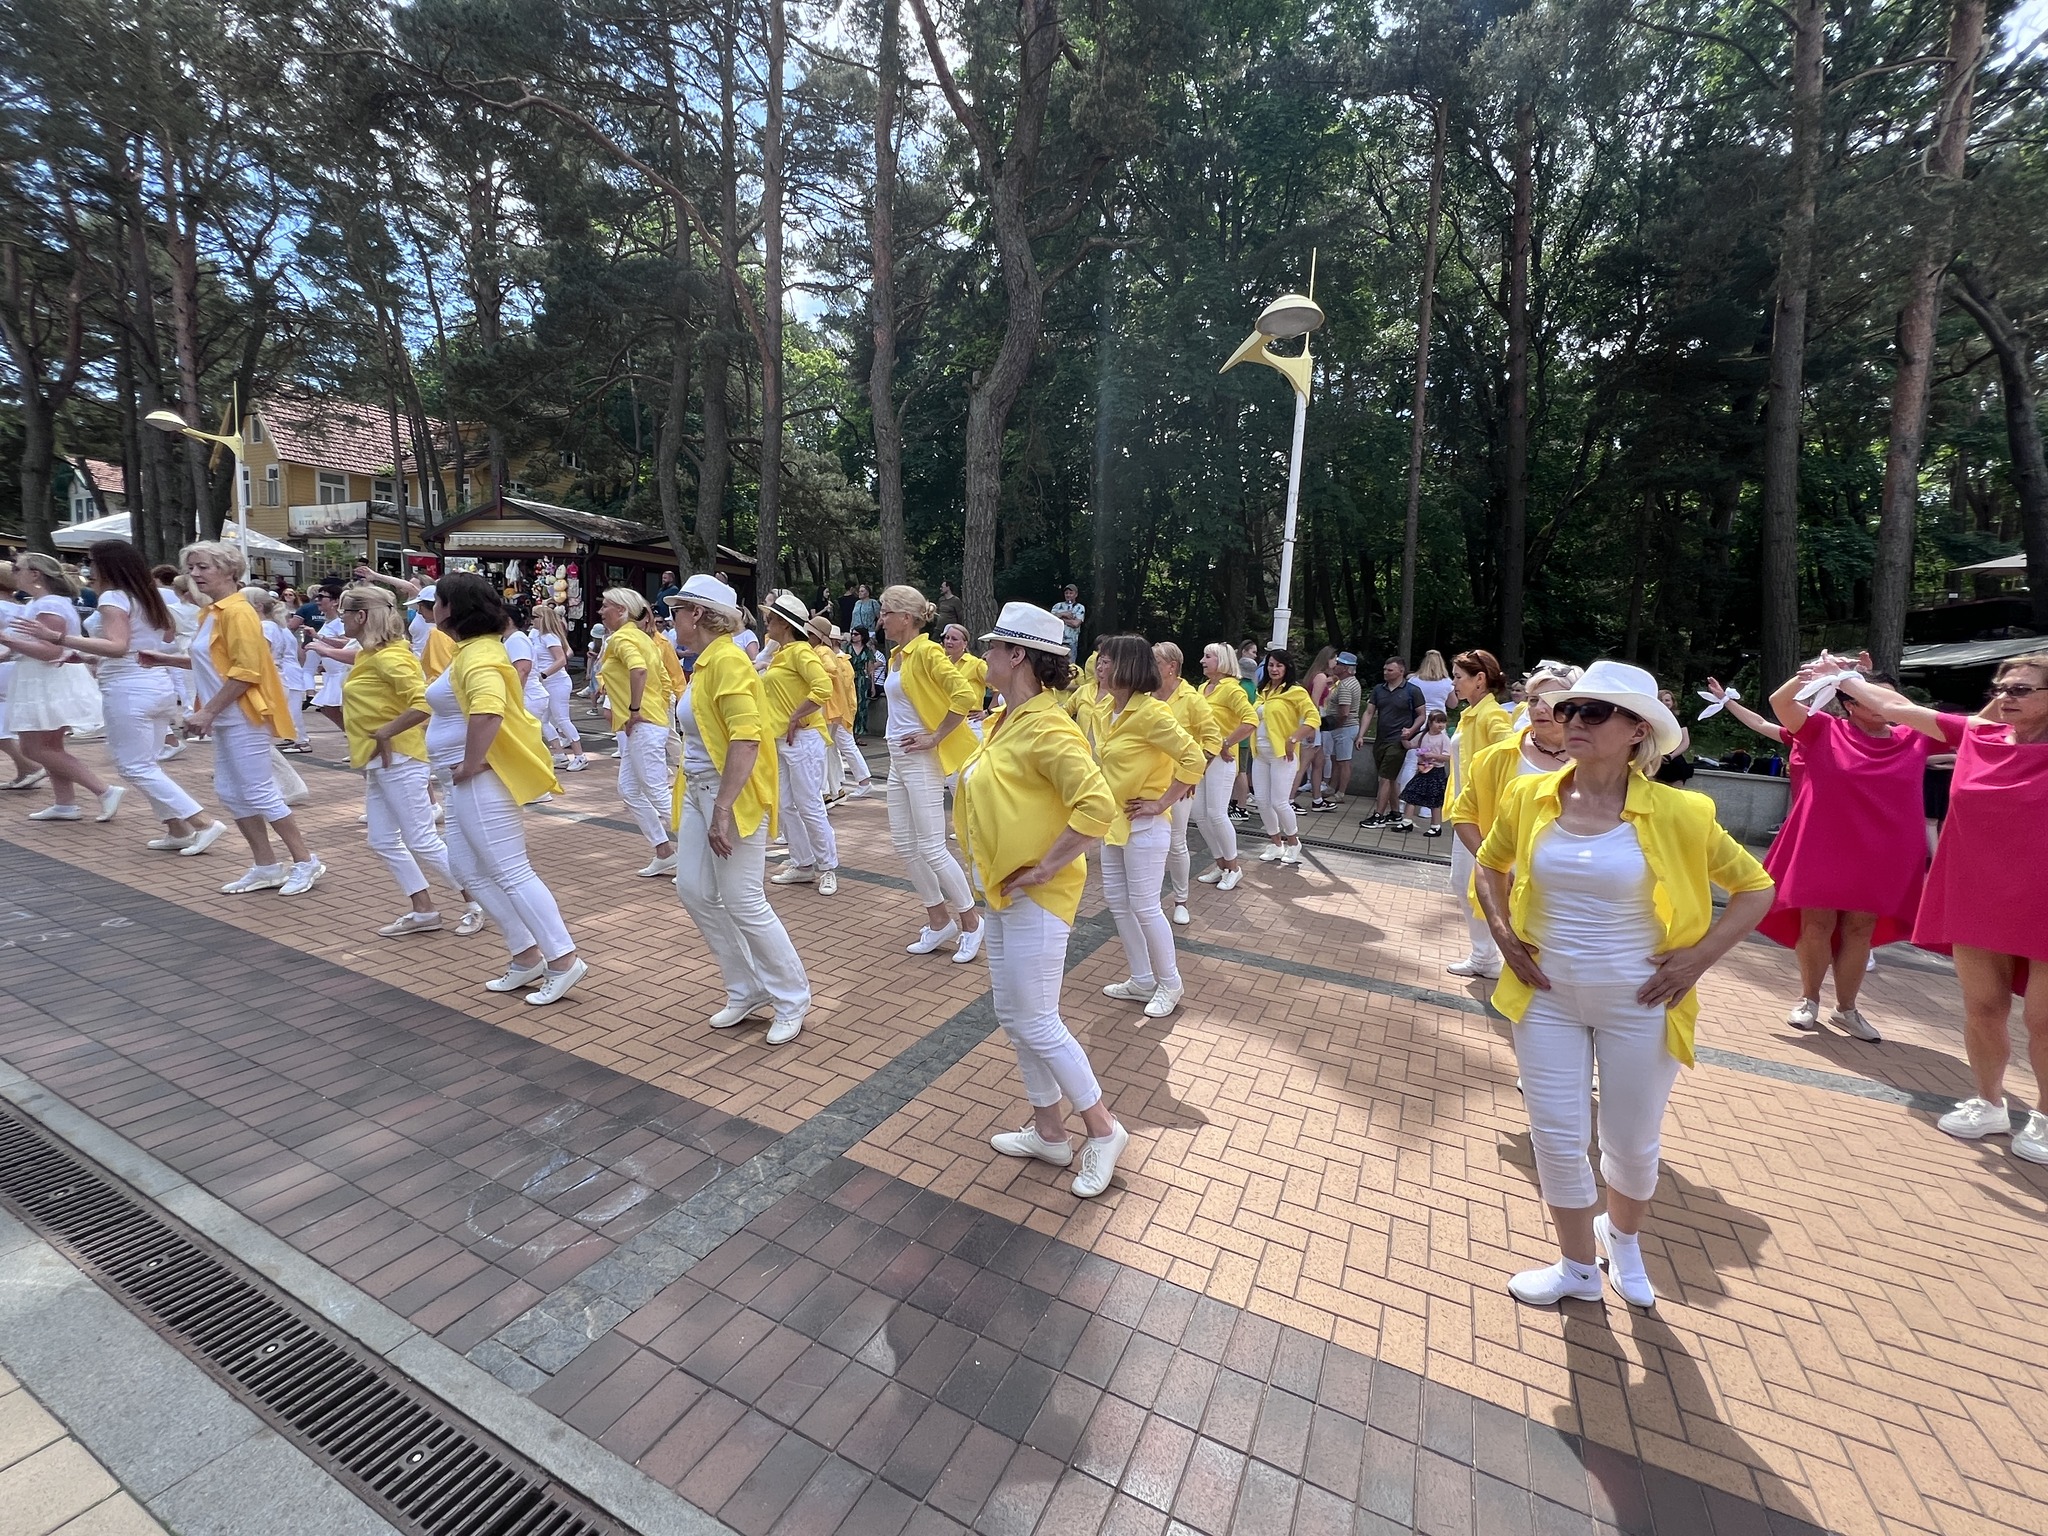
[
  {"xmin": 1759, "ymin": 657, "xmax": 1940, "ymax": 1043},
  {"xmin": 1830, "ymin": 657, "xmax": 2048, "ymax": 1161}
]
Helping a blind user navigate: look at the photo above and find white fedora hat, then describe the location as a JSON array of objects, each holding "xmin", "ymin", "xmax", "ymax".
[
  {"xmin": 1551, "ymin": 660, "xmax": 1683, "ymax": 756},
  {"xmin": 766, "ymin": 590, "xmax": 814, "ymax": 633},
  {"xmin": 980, "ymin": 601, "xmax": 1070, "ymax": 656},
  {"xmin": 669, "ymin": 572, "xmax": 742, "ymax": 620}
]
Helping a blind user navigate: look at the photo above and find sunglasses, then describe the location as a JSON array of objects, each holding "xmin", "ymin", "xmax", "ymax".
[
  {"xmin": 1988, "ymin": 682, "xmax": 2040, "ymax": 700},
  {"xmin": 1552, "ymin": 700, "xmax": 1641, "ymax": 727}
]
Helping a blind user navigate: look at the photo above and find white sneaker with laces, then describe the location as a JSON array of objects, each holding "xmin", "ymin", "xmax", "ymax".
[
  {"xmin": 992, "ymin": 1125, "xmax": 1074, "ymax": 1166},
  {"xmin": 1144, "ymin": 983, "xmax": 1184, "ymax": 1019},
  {"xmin": 1171, "ymin": 902, "xmax": 1189, "ymax": 926},
  {"xmin": 953, "ymin": 925, "xmax": 984, "ymax": 964},
  {"xmin": 180, "ymin": 821, "xmax": 228, "ymax": 857},
  {"xmin": 1279, "ymin": 843, "xmax": 1301, "ymax": 866},
  {"xmin": 1197, "ymin": 868, "xmax": 1224, "ymax": 885},
  {"xmin": 378, "ymin": 911, "xmax": 443, "ymax": 937},
  {"xmin": 1217, "ymin": 867, "xmax": 1243, "ymax": 892},
  {"xmin": 1071, "ymin": 1121, "xmax": 1129, "ymax": 1198},
  {"xmin": 1508, "ymin": 1259, "xmax": 1604, "ymax": 1306},
  {"xmin": 1445, "ymin": 958, "xmax": 1500, "ymax": 979},
  {"xmin": 221, "ymin": 864, "xmax": 286, "ymax": 894},
  {"xmin": 817, "ymin": 869, "xmax": 839, "ymax": 896},
  {"xmin": 638, "ymin": 853, "xmax": 678, "ymax": 878},
  {"xmin": 1938, "ymin": 1097, "xmax": 2013, "ymax": 1140},
  {"xmin": 562, "ymin": 757, "xmax": 588, "ymax": 772},
  {"xmin": 907, "ymin": 921, "xmax": 960, "ymax": 955},
  {"xmin": 1828, "ymin": 1006, "xmax": 1882, "ymax": 1042},
  {"xmin": 279, "ymin": 859, "xmax": 326, "ymax": 896},
  {"xmin": 1102, "ymin": 979, "xmax": 1153, "ymax": 1002},
  {"xmin": 526, "ymin": 958, "xmax": 588, "ymax": 1006},
  {"xmin": 455, "ymin": 902, "xmax": 489, "ymax": 936},
  {"xmin": 1594, "ymin": 1214, "xmax": 1656, "ymax": 1308},
  {"xmin": 2013, "ymin": 1112, "xmax": 2048, "ymax": 1164},
  {"xmin": 765, "ymin": 1013, "xmax": 804, "ymax": 1045},
  {"xmin": 708, "ymin": 997, "xmax": 772, "ymax": 1028},
  {"xmin": 94, "ymin": 785, "xmax": 126, "ymax": 823},
  {"xmin": 1259, "ymin": 845, "xmax": 1284, "ymax": 863},
  {"xmin": 770, "ymin": 865, "xmax": 816, "ymax": 885},
  {"xmin": 485, "ymin": 959, "xmax": 548, "ymax": 993},
  {"xmin": 1786, "ymin": 997, "xmax": 1821, "ymax": 1030}
]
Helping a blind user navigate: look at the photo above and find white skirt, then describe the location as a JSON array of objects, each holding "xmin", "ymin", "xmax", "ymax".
[
  {"xmin": 312, "ymin": 668, "xmax": 346, "ymax": 708},
  {"xmin": 5, "ymin": 657, "xmax": 102, "ymax": 733}
]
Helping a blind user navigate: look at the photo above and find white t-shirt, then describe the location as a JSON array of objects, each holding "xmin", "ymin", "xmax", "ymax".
[
  {"xmin": 534, "ymin": 630, "xmax": 568, "ymax": 685},
  {"xmin": 263, "ymin": 619, "xmax": 300, "ymax": 689},
  {"xmin": 885, "ymin": 665, "xmax": 917, "ymax": 747},
  {"xmin": 1530, "ymin": 822, "xmax": 1660, "ymax": 985},
  {"xmin": 26, "ymin": 593, "xmax": 81, "ymax": 639},
  {"xmin": 190, "ymin": 610, "xmax": 223, "ymax": 703},
  {"xmin": 424, "ymin": 668, "xmax": 467, "ymax": 767},
  {"xmin": 408, "ymin": 610, "xmax": 431, "ymax": 656},
  {"xmin": 674, "ymin": 683, "xmax": 716, "ymax": 778},
  {"xmin": 1415, "ymin": 676, "xmax": 1455, "ymax": 715},
  {"xmin": 505, "ymin": 629, "xmax": 548, "ymax": 710},
  {"xmin": 159, "ymin": 587, "xmax": 198, "ymax": 643},
  {"xmin": 95, "ymin": 590, "xmax": 176, "ymax": 682}
]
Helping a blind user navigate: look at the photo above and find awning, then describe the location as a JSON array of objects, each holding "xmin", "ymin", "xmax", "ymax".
[
  {"xmin": 1953, "ymin": 552, "xmax": 2027, "ymax": 575},
  {"xmin": 217, "ymin": 522, "xmax": 303, "ymax": 559},
  {"xmin": 51, "ymin": 511, "xmax": 133, "ymax": 549},
  {"xmin": 1899, "ymin": 636, "xmax": 2044, "ymax": 671}
]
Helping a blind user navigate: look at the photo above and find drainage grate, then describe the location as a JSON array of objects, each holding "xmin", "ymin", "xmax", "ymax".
[{"xmin": 0, "ymin": 1104, "xmax": 619, "ymax": 1536}]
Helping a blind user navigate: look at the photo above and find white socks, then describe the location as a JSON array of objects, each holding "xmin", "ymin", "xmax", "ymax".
[
  {"xmin": 1508, "ymin": 1257, "xmax": 1602, "ymax": 1306},
  {"xmin": 1595, "ymin": 1215, "xmax": 1656, "ymax": 1307}
]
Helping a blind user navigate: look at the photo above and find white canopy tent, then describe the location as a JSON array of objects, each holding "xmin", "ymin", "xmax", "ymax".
[
  {"xmin": 1953, "ymin": 552, "xmax": 2026, "ymax": 575},
  {"xmin": 50, "ymin": 513, "xmax": 302, "ymax": 565}
]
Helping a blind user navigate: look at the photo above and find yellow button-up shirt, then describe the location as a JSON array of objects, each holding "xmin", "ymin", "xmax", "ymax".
[
  {"xmin": 1445, "ymin": 728, "xmax": 1542, "ymax": 917},
  {"xmin": 817, "ymin": 645, "xmax": 857, "ymax": 727},
  {"xmin": 1201, "ymin": 677, "xmax": 1258, "ymax": 746},
  {"xmin": 446, "ymin": 636, "xmax": 561, "ymax": 805},
  {"xmin": 953, "ymin": 650, "xmax": 988, "ymax": 705},
  {"xmin": 1163, "ymin": 679, "xmax": 1223, "ymax": 757},
  {"xmin": 1477, "ymin": 768, "xmax": 1774, "ymax": 1063},
  {"xmin": 599, "ymin": 624, "xmax": 668, "ymax": 731},
  {"xmin": 763, "ymin": 638, "xmax": 833, "ymax": 741},
  {"xmin": 890, "ymin": 633, "xmax": 982, "ymax": 774},
  {"xmin": 1093, "ymin": 692, "xmax": 1206, "ymax": 845},
  {"xmin": 201, "ymin": 591, "xmax": 295, "ymax": 738},
  {"xmin": 340, "ymin": 641, "xmax": 430, "ymax": 768},
  {"xmin": 1254, "ymin": 683, "xmax": 1319, "ymax": 757},
  {"xmin": 1456, "ymin": 693, "xmax": 1514, "ymax": 785},
  {"xmin": 954, "ymin": 690, "xmax": 1117, "ymax": 925},
  {"xmin": 419, "ymin": 625, "xmax": 456, "ymax": 684},
  {"xmin": 672, "ymin": 632, "xmax": 778, "ymax": 838}
]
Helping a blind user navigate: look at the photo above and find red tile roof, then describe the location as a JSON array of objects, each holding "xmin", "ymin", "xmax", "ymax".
[
  {"xmin": 81, "ymin": 459, "xmax": 127, "ymax": 496},
  {"xmin": 254, "ymin": 396, "xmax": 469, "ymax": 478}
]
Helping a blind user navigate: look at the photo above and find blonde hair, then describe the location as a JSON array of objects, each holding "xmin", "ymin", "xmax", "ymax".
[
  {"xmin": 1523, "ymin": 659, "xmax": 1583, "ymax": 696},
  {"xmin": 1202, "ymin": 642, "xmax": 1238, "ymax": 681},
  {"xmin": 341, "ymin": 584, "xmax": 408, "ymax": 649},
  {"xmin": 18, "ymin": 551, "xmax": 76, "ymax": 597},
  {"xmin": 0, "ymin": 561, "xmax": 13, "ymax": 589},
  {"xmin": 1417, "ymin": 649, "xmax": 1449, "ymax": 681},
  {"xmin": 1152, "ymin": 641, "xmax": 1183, "ymax": 674},
  {"xmin": 533, "ymin": 602, "xmax": 569, "ymax": 644},
  {"xmin": 1995, "ymin": 653, "xmax": 2048, "ymax": 685},
  {"xmin": 240, "ymin": 585, "xmax": 280, "ymax": 618},
  {"xmin": 603, "ymin": 587, "xmax": 650, "ymax": 621},
  {"xmin": 179, "ymin": 540, "xmax": 247, "ymax": 582},
  {"xmin": 879, "ymin": 583, "xmax": 936, "ymax": 624},
  {"xmin": 675, "ymin": 598, "xmax": 738, "ymax": 637}
]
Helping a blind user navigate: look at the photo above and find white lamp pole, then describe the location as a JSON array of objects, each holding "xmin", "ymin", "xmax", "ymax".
[
  {"xmin": 146, "ymin": 385, "xmax": 248, "ymax": 556},
  {"xmin": 1272, "ymin": 387, "xmax": 1310, "ymax": 652}
]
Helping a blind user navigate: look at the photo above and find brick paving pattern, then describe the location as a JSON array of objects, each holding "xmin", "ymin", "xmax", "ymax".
[{"xmin": 2, "ymin": 718, "xmax": 2045, "ymax": 1535}]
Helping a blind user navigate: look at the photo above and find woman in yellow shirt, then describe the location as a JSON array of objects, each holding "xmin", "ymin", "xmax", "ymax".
[
  {"xmin": 761, "ymin": 591, "xmax": 839, "ymax": 895},
  {"xmin": 1475, "ymin": 661, "xmax": 1771, "ymax": 1311},
  {"xmin": 597, "ymin": 589, "xmax": 676, "ymax": 877},
  {"xmin": 1152, "ymin": 642, "xmax": 1222, "ymax": 926},
  {"xmin": 420, "ymin": 574, "xmax": 584, "ymax": 1006},
  {"xmin": 1446, "ymin": 648, "xmax": 1514, "ymax": 973},
  {"xmin": 955, "ymin": 602, "xmax": 1129, "ymax": 1197},
  {"xmin": 668, "ymin": 575, "xmax": 811, "ymax": 1044},
  {"xmin": 1193, "ymin": 642, "xmax": 1257, "ymax": 893},
  {"xmin": 878, "ymin": 584, "xmax": 984, "ymax": 962},
  {"xmin": 336, "ymin": 586, "xmax": 483, "ymax": 939},
  {"xmin": 941, "ymin": 623, "xmax": 990, "ymax": 736},
  {"xmin": 807, "ymin": 613, "xmax": 876, "ymax": 799},
  {"xmin": 1092, "ymin": 634, "xmax": 1206, "ymax": 1018},
  {"xmin": 1253, "ymin": 650, "xmax": 1320, "ymax": 866}
]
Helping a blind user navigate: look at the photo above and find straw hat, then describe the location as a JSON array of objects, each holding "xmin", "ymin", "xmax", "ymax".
[{"xmin": 979, "ymin": 602, "xmax": 1070, "ymax": 656}]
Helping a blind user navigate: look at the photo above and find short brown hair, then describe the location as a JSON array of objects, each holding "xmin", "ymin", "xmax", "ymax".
[
  {"xmin": 437, "ymin": 571, "xmax": 507, "ymax": 641},
  {"xmin": 1995, "ymin": 653, "xmax": 2048, "ymax": 686},
  {"xmin": 1098, "ymin": 634, "xmax": 1160, "ymax": 694}
]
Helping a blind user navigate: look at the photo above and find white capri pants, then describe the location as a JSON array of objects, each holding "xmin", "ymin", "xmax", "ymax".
[
  {"xmin": 1100, "ymin": 814, "xmax": 1180, "ymax": 990},
  {"xmin": 674, "ymin": 775, "xmax": 810, "ymax": 1015},
  {"xmin": 887, "ymin": 743, "xmax": 974, "ymax": 913},
  {"xmin": 210, "ymin": 713, "xmax": 292, "ymax": 822},
  {"xmin": 102, "ymin": 674, "xmax": 202, "ymax": 821},
  {"xmin": 1514, "ymin": 978, "xmax": 1682, "ymax": 1209},
  {"xmin": 542, "ymin": 674, "xmax": 581, "ymax": 748},
  {"xmin": 986, "ymin": 896, "xmax": 1102, "ymax": 1110},
  {"xmin": 778, "ymin": 730, "xmax": 837, "ymax": 870},
  {"xmin": 1193, "ymin": 754, "xmax": 1238, "ymax": 866},
  {"xmin": 831, "ymin": 724, "xmax": 871, "ymax": 787},
  {"xmin": 1449, "ymin": 837, "xmax": 1502, "ymax": 967},
  {"xmin": 1252, "ymin": 750, "xmax": 1298, "ymax": 837},
  {"xmin": 617, "ymin": 722, "xmax": 672, "ymax": 850},
  {"xmin": 445, "ymin": 770, "xmax": 575, "ymax": 963},
  {"xmin": 365, "ymin": 758, "xmax": 456, "ymax": 900}
]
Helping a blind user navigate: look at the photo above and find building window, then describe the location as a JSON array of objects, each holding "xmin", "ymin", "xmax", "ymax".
[
  {"xmin": 316, "ymin": 470, "xmax": 349, "ymax": 504},
  {"xmin": 246, "ymin": 415, "xmax": 264, "ymax": 444},
  {"xmin": 374, "ymin": 541, "xmax": 402, "ymax": 572},
  {"xmin": 373, "ymin": 477, "xmax": 395, "ymax": 506},
  {"xmin": 69, "ymin": 481, "xmax": 95, "ymax": 523},
  {"xmin": 262, "ymin": 464, "xmax": 281, "ymax": 506}
]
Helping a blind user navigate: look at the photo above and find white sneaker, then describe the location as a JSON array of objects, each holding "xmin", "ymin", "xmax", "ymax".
[
  {"xmin": 708, "ymin": 998, "xmax": 771, "ymax": 1029},
  {"xmin": 1279, "ymin": 844, "xmax": 1301, "ymax": 866},
  {"xmin": 1938, "ymin": 1097, "xmax": 2013, "ymax": 1140},
  {"xmin": 637, "ymin": 853, "xmax": 678, "ymax": 878},
  {"xmin": 1144, "ymin": 983, "xmax": 1184, "ymax": 1019},
  {"xmin": 1508, "ymin": 1259, "xmax": 1603, "ymax": 1306},
  {"xmin": 221, "ymin": 864, "xmax": 286, "ymax": 894},
  {"xmin": 1446, "ymin": 958, "xmax": 1500, "ymax": 980},
  {"xmin": 992, "ymin": 1125, "xmax": 1074, "ymax": 1166},
  {"xmin": 455, "ymin": 902, "xmax": 489, "ymax": 936},
  {"xmin": 1102, "ymin": 979, "xmax": 1153, "ymax": 1002},
  {"xmin": 1071, "ymin": 1121, "xmax": 1129, "ymax": 1198},
  {"xmin": 953, "ymin": 924, "xmax": 985, "ymax": 963},
  {"xmin": 378, "ymin": 911, "xmax": 442, "ymax": 937},
  {"xmin": 849, "ymin": 781, "xmax": 876, "ymax": 799},
  {"xmin": 147, "ymin": 833, "xmax": 196, "ymax": 852},
  {"xmin": 179, "ymin": 821, "xmax": 228, "ymax": 858},
  {"xmin": 765, "ymin": 1013, "xmax": 804, "ymax": 1045},
  {"xmin": 2013, "ymin": 1112, "xmax": 2048, "ymax": 1164},
  {"xmin": 156, "ymin": 742, "xmax": 187, "ymax": 762},
  {"xmin": 1594, "ymin": 1214, "xmax": 1656, "ymax": 1308},
  {"xmin": 1171, "ymin": 902, "xmax": 1189, "ymax": 926},
  {"xmin": 279, "ymin": 858, "xmax": 326, "ymax": 896},
  {"xmin": 1258, "ymin": 845, "xmax": 1284, "ymax": 863},
  {"xmin": 1197, "ymin": 868, "xmax": 1223, "ymax": 885},
  {"xmin": 562, "ymin": 757, "xmax": 588, "ymax": 772},
  {"xmin": 1217, "ymin": 867, "xmax": 1243, "ymax": 892},
  {"xmin": 765, "ymin": 844, "xmax": 790, "ymax": 862},
  {"xmin": 770, "ymin": 865, "xmax": 816, "ymax": 885},
  {"xmin": 526, "ymin": 957, "xmax": 588, "ymax": 1006},
  {"xmin": 817, "ymin": 869, "xmax": 839, "ymax": 896},
  {"xmin": 907, "ymin": 921, "xmax": 959, "ymax": 955},
  {"xmin": 95, "ymin": 785, "xmax": 127, "ymax": 823},
  {"xmin": 1828, "ymin": 1007, "xmax": 1882, "ymax": 1042},
  {"xmin": 485, "ymin": 959, "xmax": 548, "ymax": 993},
  {"xmin": 5, "ymin": 769, "xmax": 48, "ymax": 790},
  {"xmin": 1786, "ymin": 997, "xmax": 1822, "ymax": 1031},
  {"xmin": 27, "ymin": 804, "xmax": 81, "ymax": 822}
]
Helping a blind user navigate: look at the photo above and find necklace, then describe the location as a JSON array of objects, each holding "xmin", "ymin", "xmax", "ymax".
[{"xmin": 1525, "ymin": 736, "xmax": 1568, "ymax": 764}]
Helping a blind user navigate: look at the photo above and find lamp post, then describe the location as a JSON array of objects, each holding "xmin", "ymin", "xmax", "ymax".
[
  {"xmin": 1221, "ymin": 259, "xmax": 1325, "ymax": 652},
  {"xmin": 146, "ymin": 388, "xmax": 248, "ymax": 558}
]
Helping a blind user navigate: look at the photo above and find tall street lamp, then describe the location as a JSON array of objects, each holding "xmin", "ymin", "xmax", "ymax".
[
  {"xmin": 1221, "ymin": 260, "xmax": 1325, "ymax": 652},
  {"xmin": 146, "ymin": 389, "xmax": 248, "ymax": 556}
]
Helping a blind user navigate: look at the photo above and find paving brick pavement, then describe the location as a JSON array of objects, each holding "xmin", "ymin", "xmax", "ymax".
[{"xmin": 2, "ymin": 721, "xmax": 2046, "ymax": 1535}]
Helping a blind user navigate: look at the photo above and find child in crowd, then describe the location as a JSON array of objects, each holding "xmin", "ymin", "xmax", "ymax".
[{"xmin": 1401, "ymin": 708, "xmax": 1452, "ymax": 836}]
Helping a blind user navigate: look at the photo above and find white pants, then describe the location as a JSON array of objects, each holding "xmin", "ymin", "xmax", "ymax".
[
  {"xmin": 986, "ymin": 897, "xmax": 1102, "ymax": 1110},
  {"xmin": 542, "ymin": 674, "xmax": 581, "ymax": 749},
  {"xmin": 777, "ymin": 730, "xmax": 837, "ymax": 870},
  {"xmin": 284, "ymin": 687, "xmax": 306, "ymax": 744},
  {"xmin": 831, "ymin": 723, "xmax": 870, "ymax": 788},
  {"xmin": 1165, "ymin": 798, "xmax": 1193, "ymax": 903},
  {"xmin": 365, "ymin": 758, "xmax": 455, "ymax": 901},
  {"xmin": 211, "ymin": 713, "xmax": 290, "ymax": 822},
  {"xmin": 887, "ymin": 744, "xmax": 973, "ymax": 912},
  {"xmin": 1101, "ymin": 815, "xmax": 1180, "ymax": 990},
  {"xmin": 674, "ymin": 776, "xmax": 810, "ymax": 1014},
  {"xmin": 1450, "ymin": 838, "xmax": 1502, "ymax": 966},
  {"xmin": 102, "ymin": 673, "xmax": 201, "ymax": 821},
  {"xmin": 1253, "ymin": 752, "xmax": 1297, "ymax": 837},
  {"xmin": 1193, "ymin": 754, "xmax": 1238, "ymax": 866},
  {"xmin": 1514, "ymin": 978, "xmax": 1682, "ymax": 1209},
  {"xmin": 617, "ymin": 723, "xmax": 672, "ymax": 850},
  {"xmin": 445, "ymin": 770, "xmax": 575, "ymax": 962}
]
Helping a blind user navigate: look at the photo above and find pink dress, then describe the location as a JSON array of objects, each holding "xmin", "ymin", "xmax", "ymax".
[
  {"xmin": 1914, "ymin": 714, "xmax": 2048, "ymax": 993},
  {"xmin": 1758, "ymin": 711, "xmax": 1937, "ymax": 950}
]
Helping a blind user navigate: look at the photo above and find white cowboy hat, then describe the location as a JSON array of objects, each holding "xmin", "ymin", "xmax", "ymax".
[
  {"xmin": 668, "ymin": 573, "xmax": 743, "ymax": 620},
  {"xmin": 767, "ymin": 590, "xmax": 815, "ymax": 633},
  {"xmin": 980, "ymin": 601, "xmax": 1070, "ymax": 656},
  {"xmin": 1550, "ymin": 660, "xmax": 1683, "ymax": 756}
]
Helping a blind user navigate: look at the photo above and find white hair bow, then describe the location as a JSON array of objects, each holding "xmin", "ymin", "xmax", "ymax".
[
  {"xmin": 1792, "ymin": 650, "xmax": 1859, "ymax": 713},
  {"xmin": 1696, "ymin": 686, "xmax": 1737, "ymax": 719}
]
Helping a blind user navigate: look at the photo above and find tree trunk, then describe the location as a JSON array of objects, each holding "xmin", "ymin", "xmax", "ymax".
[
  {"xmin": 1867, "ymin": 0, "xmax": 1985, "ymax": 673},
  {"xmin": 756, "ymin": 0, "xmax": 786, "ymax": 590},
  {"xmin": 869, "ymin": 0, "xmax": 909, "ymax": 587},
  {"xmin": 1398, "ymin": 98, "xmax": 1447, "ymax": 664},
  {"xmin": 700, "ymin": 14, "xmax": 741, "ymax": 572},
  {"xmin": 1759, "ymin": 0, "xmax": 1825, "ymax": 686},
  {"xmin": 1953, "ymin": 267, "xmax": 2048, "ymax": 632},
  {"xmin": 1499, "ymin": 99, "xmax": 1535, "ymax": 672},
  {"xmin": 1090, "ymin": 252, "xmax": 1118, "ymax": 635}
]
